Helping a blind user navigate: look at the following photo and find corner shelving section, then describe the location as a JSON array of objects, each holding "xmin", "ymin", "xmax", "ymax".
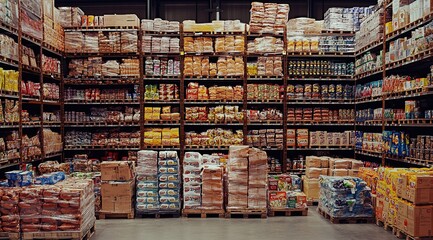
[{"xmin": 354, "ymin": 0, "xmax": 433, "ymax": 168}]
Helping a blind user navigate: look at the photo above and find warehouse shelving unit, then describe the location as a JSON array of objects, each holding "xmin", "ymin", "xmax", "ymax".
[
  {"xmin": 285, "ymin": 29, "xmax": 357, "ymax": 173},
  {"xmin": 0, "ymin": 1, "xmax": 63, "ymax": 173},
  {"xmin": 142, "ymin": 28, "xmax": 182, "ymax": 156},
  {"xmin": 57, "ymin": 25, "xmax": 360, "ymax": 174},
  {"xmin": 354, "ymin": 0, "xmax": 433, "ymax": 167},
  {"xmin": 62, "ymin": 26, "xmax": 142, "ymax": 160}
]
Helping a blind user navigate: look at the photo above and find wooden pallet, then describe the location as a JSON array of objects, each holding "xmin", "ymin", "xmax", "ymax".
[
  {"xmin": 393, "ymin": 227, "xmax": 433, "ymax": 240},
  {"xmin": 182, "ymin": 209, "xmax": 225, "ymax": 218},
  {"xmin": 307, "ymin": 200, "xmax": 319, "ymax": 206},
  {"xmin": 268, "ymin": 208, "xmax": 308, "ymax": 217},
  {"xmin": 136, "ymin": 210, "xmax": 180, "ymax": 218},
  {"xmin": 225, "ymin": 209, "xmax": 267, "ymax": 219},
  {"xmin": 376, "ymin": 219, "xmax": 394, "ymax": 232},
  {"xmin": 22, "ymin": 223, "xmax": 95, "ymax": 240},
  {"xmin": 0, "ymin": 232, "xmax": 20, "ymax": 240},
  {"xmin": 98, "ymin": 210, "xmax": 134, "ymax": 219},
  {"xmin": 317, "ymin": 207, "xmax": 374, "ymax": 224}
]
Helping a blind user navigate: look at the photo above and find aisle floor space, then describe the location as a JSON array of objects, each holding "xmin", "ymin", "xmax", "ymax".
[{"xmin": 93, "ymin": 208, "xmax": 394, "ymax": 240}]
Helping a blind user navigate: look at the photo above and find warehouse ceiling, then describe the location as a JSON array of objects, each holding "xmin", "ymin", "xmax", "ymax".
[{"xmin": 55, "ymin": 0, "xmax": 377, "ymax": 22}]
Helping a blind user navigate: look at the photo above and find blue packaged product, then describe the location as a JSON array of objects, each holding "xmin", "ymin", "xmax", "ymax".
[
  {"xmin": 0, "ymin": 181, "xmax": 8, "ymax": 187},
  {"xmin": 159, "ymin": 189, "xmax": 179, "ymax": 196},
  {"xmin": 391, "ymin": 131, "xmax": 399, "ymax": 156},
  {"xmin": 35, "ymin": 172, "xmax": 66, "ymax": 185},
  {"xmin": 136, "ymin": 190, "xmax": 158, "ymax": 197},
  {"xmin": 159, "ymin": 203, "xmax": 180, "ymax": 210},
  {"xmin": 159, "ymin": 196, "xmax": 179, "ymax": 203},
  {"xmin": 5, "ymin": 170, "xmax": 22, "ymax": 181},
  {"xmin": 136, "ymin": 196, "xmax": 159, "ymax": 204},
  {"xmin": 159, "ymin": 174, "xmax": 179, "ymax": 182},
  {"xmin": 158, "ymin": 166, "xmax": 178, "ymax": 174},
  {"xmin": 319, "ymin": 176, "xmax": 373, "ymax": 218},
  {"xmin": 158, "ymin": 181, "xmax": 179, "ymax": 189},
  {"xmin": 137, "ymin": 180, "xmax": 158, "ymax": 190},
  {"xmin": 158, "ymin": 158, "xmax": 178, "ymax": 166},
  {"xmin": 382, "ymin": 131, "xmax": 392, "ymax": 154}
]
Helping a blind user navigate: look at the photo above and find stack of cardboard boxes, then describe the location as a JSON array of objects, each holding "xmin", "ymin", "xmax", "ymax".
[
  {"xmin": 101, "ymin": 161, "xmax": 135, "ymax": 214},
  {"xmin": 397, "ymin": 171, "xmax": 433, "ymax": 237},
  {"xmin": 303, "ymin": 156, "xmax": 364, "ymax": 203},
  {"xmin": 303, "ymin": 156, "xmax": 328, "ymax": 203}
]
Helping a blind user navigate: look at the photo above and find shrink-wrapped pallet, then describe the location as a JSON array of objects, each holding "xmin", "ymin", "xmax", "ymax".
[
  {"xmin": 183, "ymin": 152, "xmax": 202, "ymax": 209},
  {"xmin": 201, "ymin": 165, "xmax": 224, "ymax": 210}
]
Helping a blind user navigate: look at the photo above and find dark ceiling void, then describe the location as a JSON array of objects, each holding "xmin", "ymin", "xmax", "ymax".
[{"xmin": 55, "ymin": 0, "xmax": 378, "ymax": 22}]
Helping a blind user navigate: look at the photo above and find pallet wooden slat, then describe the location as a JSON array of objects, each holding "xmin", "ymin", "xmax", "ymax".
[
  {"xmin": 0, "ymin": 232, "xmax": 20, "ymax": 240},
  {"xmin": 393, "ymin": 227, "xmax": 433, "ymax": 240},
  {"xmin": 98, "ymin": 210, "xmax": 134, "ymax": 219},
  {"xmin": 136, "ymin": 210, "xmax": 180, "ymax": 218},
  {"xmin": 182, "ymin": 209, "xmax": 225, "ymax": 218},
  {"xmin": 22, "ymin": 223, "xmax": 95, "ymax": 240},
  {"xmin": 268, "ymin": 208, "xmax": 308, "ymax": 217},
  {"xmin": 317, "ymin": 207, "xmax": 374, "ymax": 224},
  {"xmin": 225, "ymin": 209, "xmax": 267, "ymax": 219}
]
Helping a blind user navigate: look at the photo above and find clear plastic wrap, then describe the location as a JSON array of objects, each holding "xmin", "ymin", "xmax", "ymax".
[
  {"xmin": 319, "ymin": 176, "xmax": 373, "ymax": 218},
  {"xmin": 121, "ymin": 31, "xmax": 138, "ymax": 53},
  {"xmin": 201, "ymin": 166, "xmax": 223, "ymax": 210}
]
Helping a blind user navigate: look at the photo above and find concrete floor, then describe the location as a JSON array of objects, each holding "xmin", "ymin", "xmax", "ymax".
[{"xmin": 93, "ymin": 207, "xmax": 395, "ymax": 240}]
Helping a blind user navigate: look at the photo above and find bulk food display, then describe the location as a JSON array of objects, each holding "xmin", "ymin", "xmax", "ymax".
[{"xmin": 2, "ymin": 0, "xmax": 433, "ymax": 236}]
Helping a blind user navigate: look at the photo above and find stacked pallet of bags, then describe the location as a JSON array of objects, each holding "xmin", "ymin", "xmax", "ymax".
[
  {"xmin": 158, "ymin": 151, "xmax": 180, "ymax": 211},
  {"xmin": 0, "ymin": 178, "xmax": 95, "ymax": 236},
  {"xmin": 136, "ymin": 150, "xmax": 159, "ymax": 212},
  {"xmin": 202, "ymin": 165, "xmax": 224, "ymax": 210},
  {"xmin": 183, "ymin": 152, "xmax": 224, "ymax": 210},
  {"xmin": 248, "ymin": 148, "xmax": 267, "ymax": 209},
  {"xmin": 183, "ymin": 152, "xmax": 202, "ymax": 209},
  {"xmin": 318, "ymin": 176, "xmax": 374, "ymax": 218},
  {"xmin": 227, "ymin": 146, "xmax": 268, "ymax": 210}
]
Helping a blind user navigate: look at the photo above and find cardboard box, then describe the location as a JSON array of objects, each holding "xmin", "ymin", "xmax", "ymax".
[
  {"xmin": 287, "ymin": 192, "xmax": 307, "ymax": 209},
  {"xmin": 269, "ymin": 191, "xmax": 287, "ymax": 209},
  {"xmin": 101, "ymin": 161, "xmax": 135, "ymax": 181},
  {"xmin": 102, "ymin": 196, "xmax": 133, "ymax": 213},
  {"xmin": 407, "ymin": 188, "xmax": 433, "ymax": 204},
  {"xmin": 409, "ymin": 175, "xmax": 433, "ymax": 188},
  {"xmin": 101, "ymin": 180, "xmax": 135, "ymax": 197},
  {"xmin": 303, "ymin": 178, "xmax": 320, "ymax": 200},
  {"xmin": 104, "ymin": 14, "xmax": 140, "ymax": 28},
  {"xmin": 397, "ymin": 216, "xmax": 433, "ymax": 237},
  {"xmin": 101, "ymin": 180, "xmax": 134, "ymax": 213}
]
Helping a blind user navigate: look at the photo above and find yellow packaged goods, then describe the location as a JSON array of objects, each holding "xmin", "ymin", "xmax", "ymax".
[
  {"xmin": 101, "ymin": 161, "xmax": 135, "ymax": 181},
  {"xmin": 1, "ymin": 69, "xmax": 19, "ymax": 92}
]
